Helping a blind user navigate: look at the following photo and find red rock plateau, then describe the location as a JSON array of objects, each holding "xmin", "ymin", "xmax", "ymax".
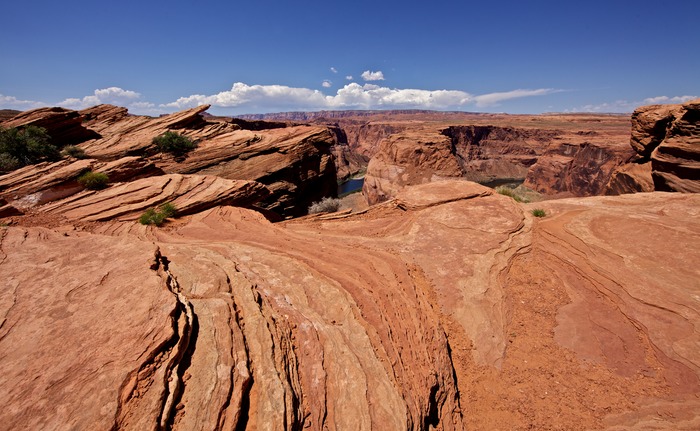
[{"xmin": 1, "ymin": 103, "xmax": 699, "ymax": 430}]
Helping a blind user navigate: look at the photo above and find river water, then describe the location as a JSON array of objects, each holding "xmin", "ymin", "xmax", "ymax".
[{"xmin": 338, "ymin": 178, "xmax": 364, "ymax": 196}]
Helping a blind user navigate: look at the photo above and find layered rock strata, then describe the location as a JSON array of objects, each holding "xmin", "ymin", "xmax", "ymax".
[
  {"xmin": 1, "ymin": 181, "xmax": 699, "ymax": 430},
  {"xmin": 363, "ymin": 123, "xmax": 634, "ymax": 204},
  {"xmin": 1, "ymin": 105, "xmax": 340, "ymax": 217},
  {"xmin": 628, "ymin": 99, "xmax": 700, "ymax": 192}
]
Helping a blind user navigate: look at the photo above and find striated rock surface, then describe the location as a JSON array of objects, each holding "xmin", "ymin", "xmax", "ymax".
[
  {"xmin": 0, "ymin": 157, "xmax": 164, "ymax": 209},
  {"xmin": 523, "ymin": 139, "xmax": 636, "ymax": 196},
  {"xmin": 156, "ymin": 126, "xmax": 338, "ymax": 216},
  {"xmin": 603, "ymin": 161, "xmax": 654, "ymax": 195},
  {"xmin": 1, "ymin": 106, "xmax": 100, "ymax": 146},
  {"xmin": 0, "ymin": 227, "xmax": 179, "ymax": 430},
  {"xmin": 629, "ymin": 99, "xmax": 700, "ymax": 192},
  {"xmin": 2, "ymin": 180, "xmax": 699, "ymax": 430},
  {"xmin": 39, "ymin": 174, "xmax": 269, "ymax": 222},
  {"xmin": 1, "ymin": 104, "xmax": 341, "ymax": 217}
]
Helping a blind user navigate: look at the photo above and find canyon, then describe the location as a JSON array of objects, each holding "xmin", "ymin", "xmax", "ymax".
[{"xmin": 0, "ymin": 100, "xmax": 698, "ymax": 430}]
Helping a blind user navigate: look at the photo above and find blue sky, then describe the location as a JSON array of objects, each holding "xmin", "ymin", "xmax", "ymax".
[{"xmin": 1, "ymin": 0, "xmax": 698, "ymax": 115}]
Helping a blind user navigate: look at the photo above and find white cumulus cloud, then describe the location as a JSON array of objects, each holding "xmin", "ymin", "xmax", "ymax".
[
  {"xmin": 322, "ymin": 80, "xmax": 332, "ymax": 88},
  {"xmin": 568, "ymin": 94, "xmax": 698, "ymax": 113},
  {"xmin": 58, "ymin": 87, "xmax": 160, "ymax": 115},
  {"xmin": 163, "ymin": 82, "xmax": 558, "ymax": 113},
  {"xmin": 163, "ymin": 82, "xmax": 328, "ymax": 111},
  {"xmin": 346, "ymin": 75, "xmax": 354, "ymax": 81},
  {"xmin": 330, "ymin": 67, "xmax": 338, "ymax": 73},
  {"xmin": 361, "ymin": 70, "xmax": 385, "ymax": 81},
  {"xmin": 643, "ymin": 95, "xmax": 697, "ymax": 104},
  {"xmin": 473, "ymin": 89, "xmax": 560, "ymax": 107},
  {"xmin": 0, "ymin": 94, "xmax": 46, "ymax": 110}
]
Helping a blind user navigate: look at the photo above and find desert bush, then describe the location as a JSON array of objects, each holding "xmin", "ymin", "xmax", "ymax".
[
  {"xmin": 496, "ymin": 185, "xmax": 528, "ymax": 203},
  {"xmin": 531, "ymin": 208, "xmax": 547, "ymax": 217},
  {"xmin": 139, "ymin": 202, "xmax": 178, "ymax": 226},
  {"xmin": 77, "ymin": 171, "xmax": 109, "ymax": 190},
  {"xmin": 152, "ymin": 131, "xmax": 197, "ymax": 156},
  {"xmin": 308, "ymin": 197, "xmax": 342, "ymax": 214},
  {"xmin": 61, "ymin": 145, "xmax": 87, "ymax": 159},
  {"xmin": 0, "ymin": 126, "xmax": 58, "ymax": 171},
  {"xmin": 0, "ymin": 153, "xmax": 21, "ymax": 173}
]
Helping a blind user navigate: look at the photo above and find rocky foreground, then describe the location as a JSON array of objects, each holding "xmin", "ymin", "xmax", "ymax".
[
  {"xmin": 1, "ymin": 181, "xmax": 699, "ymax": 430},
  {"xmin": 0, "ymin": 101, "xmax": 699, "ymax": 430}
]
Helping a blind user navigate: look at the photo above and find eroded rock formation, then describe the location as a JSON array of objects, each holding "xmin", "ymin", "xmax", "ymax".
[
  {"xmin": 629, "ymin": 99, "xmax": 700, "ymax": 192},
  {"xmin": 1, "ymin": 180, "xmax": 699, "ymax": 430},
  {"xmin": 1, "ymin": 105, "xmax": 340, "ymax": 217}
]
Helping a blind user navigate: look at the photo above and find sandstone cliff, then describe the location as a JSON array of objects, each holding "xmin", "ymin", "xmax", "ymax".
[{"xmin": 1, "ymin": 181, "xmax": 699, "ymax": 430}]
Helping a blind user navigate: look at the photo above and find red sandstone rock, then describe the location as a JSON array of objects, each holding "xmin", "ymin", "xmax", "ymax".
[
  {"xmin": 604, "ymin": 161, "xmax": 654, "ymax": 195},
  {"xmin": 2, "ymin": 104, "xmax": 341, "ymax": 217},
  {"xmin": 0, "ymin": 228, "xmax": 178, "ymax": 430},
  {"xmin": 3, "ymin": 181, "xmax": 699, "ymax": 430},
  {"xmin": 39, "ymin": 173, "xmax": 269, "ymax": 222},
  {"xmin": 0, "ymin": 157, "xmax": 164, "ymax": 209},
  {"xmin": 362, "ymin": 118, "xmax": 633, "ymax": 204},
  {"xmin": 1, "ymin": 106, "xmax": 100, "ymax": 146},
  {"xmin": 625, "ymin": 99, "xmax": 700, "ymax": 192}
]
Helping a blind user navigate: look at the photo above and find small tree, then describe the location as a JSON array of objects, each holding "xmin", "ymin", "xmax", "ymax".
[
  {"xmin": 152, "ymin": 131, "xmax": 197, "ymax": 156},
  {"xmin": 0, "ymin": 126, "xmax": 58, "ymax": 171},
  {"xmin": 77, "ymin": 171, "xmax": 109, "ymax": 190}
]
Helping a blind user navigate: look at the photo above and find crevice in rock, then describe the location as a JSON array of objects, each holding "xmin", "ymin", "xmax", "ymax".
[
  {"xmin": 216, "ymin": 273, "xmax": 254, "ymax": 431},
  {"xmin": 155, "ymin": 250, "xmax": 198, "ymax": 431}
]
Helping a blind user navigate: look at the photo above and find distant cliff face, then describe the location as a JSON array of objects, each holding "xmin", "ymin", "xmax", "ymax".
[{"xmin": 362, "ymin": 118, "xmax": 634, "ymax": 204}]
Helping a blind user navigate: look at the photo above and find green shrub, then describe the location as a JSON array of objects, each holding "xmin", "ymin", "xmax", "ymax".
[
  {"xmin": 77, "ymin": 171, "xmax": 109, "ymax": 190},
  {"xmin": 531, "ymin": 208, "xmax": 547, "ymax": 218},
  {"xmin": 0, "ymin": 153, "xmax": 21, "ymax": 173},
  {"xmin": 152, "ymin": 131, "xmax": 197, "ymax": 156},
  {"xmin": 308, "ymin": 197, "xmax": 342, "ymax": 214},
  {"xmin": 61, "ymin": 145, "xmax": 87, "ymax": 159},
  {"xmin": 496, "ymin": 186, "xmax": 528, "ymax": 203},
  {"xmin": 139, "ymin": 202, "xmax": 178, "ymax": 226},
  {"xmin": 0, "ymin": 126, "xmax": 58, "ymax": 171}
]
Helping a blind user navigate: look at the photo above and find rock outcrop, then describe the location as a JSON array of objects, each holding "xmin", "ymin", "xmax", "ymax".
[
  {"xmin": 0, "ymin": 157, "xmax": 164, "ymax": 209},
  {"xmin": 523, "ymin": 139, "xmax": 636, "ymax": 196},
  {"xmin": 1, "ymin": 181, "xmax": 699, "ymax": 430},
  {"xmin": 2, "ymin": 106, "xmax": 100, "ymax": 146},
  {"xmin": 628, "ymin": 99, "xmax": 700, "ymax": 192},
  {"xmin": 39, "ymin": 174, "xmax": 269, "ymax": 222},
  {"xmin": 1, "ymin": 104, "xmax": 341, "ymax": 217},
  {"xmin": 603, "ymin": 161, "xmax": 654, "ymax": 195}
]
